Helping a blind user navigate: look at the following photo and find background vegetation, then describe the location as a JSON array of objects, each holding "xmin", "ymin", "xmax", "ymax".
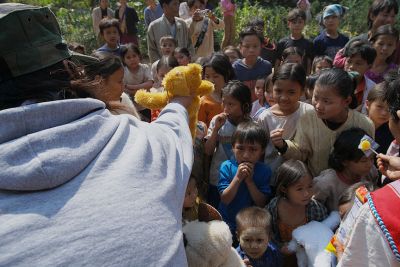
[{"xmin": 10, "ymin": 0, "xmax": 398, "ymax": 56}]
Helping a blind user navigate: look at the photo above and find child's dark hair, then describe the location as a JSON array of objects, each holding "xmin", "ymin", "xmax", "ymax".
[
  {"xmin": 247, "ymin": 18, "xmax": 265, "ymax": 31},
  {"xmin": 202, "ymin": 53, "xmax": 235, "ymax": 82},
  {"xmin": 156, "ymin": 55, "xmax": 179, "ymax": 72},
  {"xmin": 174, "ymin": 47, "xmax": 191, "ymax": 58},
  {"xmin": 316, "ymin": 68, "xmax": 358, "ymax": 109},
  {"xmin": 338, "ymin": 181, "xmax": 377, "ymax": 206},
  {"xmin": 231, "ymin": 121, "xmax": 269, "ymax": 149},
  {"xmin": 344, "ymin": 39, "xmax": 377, "ymax": 65},
  {"xmin": 312, "ymin": 56, "xmax": 333, "ymax": 73},
  {"xmin": 275, "ymin": 159, "xmax": 311, "ymax": 197},
  {"xmin": 282, "ymin": 47, "xmax": 305, "ymax": 61},
  {"xmin": 383, "ymin": 70, "xmax": 400, "ymax": 121},
  {"xmin": 264, "ymin": 73, "xmax": 273, "ymax": 94},
  {"xmin": 160, "ymin": 35, "xmax": 177, "ymax": 46},
  {"xmin": 273, "ymin": 63, "xmax": 306, "ymax": 89},
  {"xmin": 367, "ymin": 82, "xmax": 388, "ymax": 103},
  {"xmin": 236, "ymin": 207, "xmax": 272, "ymax": 237},
  {"xmin": 368, "ymin": 0, "xmax": 399, "ymax": 30},
  {"xmin": 222, "ymin": 80, "xmax": 252, "ymax": 116},
  {"xmin": 99, "ymin": 18, "xmax": 121, "ymax": 35},
  {"xmin": 287, "ymin": 8, "xmax": 306, "ymax": 22},
  {"xmin": 120, "ymin": 43, "xmax": 142, "ymax": 64},
  {"xmin": 223, "ymin": 45, "xmax": 242, "ymax": 59},
  {"xmin": 239, "ymin": 26, "xmax": 263, "ymax": 44},
  {"xmin": 328, "ymin": 128, "xmax": 369, "ymax": 171},
  {"xmin": 187, "ymin": 0, "xmax": 205, "ymax": 8},
  {"xmin": 84, "ymin": 56, "xmax": 123, "ymax": 80}
]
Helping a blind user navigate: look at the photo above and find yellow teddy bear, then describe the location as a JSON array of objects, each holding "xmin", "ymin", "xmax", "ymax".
[{"xmin": 135, "ymin": 63, "xmax": 214, "ymax": 138}]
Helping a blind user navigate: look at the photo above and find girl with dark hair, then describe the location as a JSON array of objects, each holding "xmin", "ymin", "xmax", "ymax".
[
  {"xmin": 174, "ymin": 47, "xmax": 191, "ymax": 66},
  {"xmin": 205, "ymin": 81, "xmax": 252, "ymax": 208},
  {"xmin": 313, "ymin": 128, "xmax": 375, "ymax": 212},
  {"xmin": 258, "ymin": 63, "xmax": 313, "ymax": 176},
  {"xmin": 311, "ymin": 55, "xmax": 333, "ymax": 74},
  {"xmin": 281, "ymin": 47, "xmax": 304, "ymax": 66},
  {"xmin": 198, "ymin": 53, "xmax": 235, "ymax": 126},
  {"xmin": 273, "ymin": 68, "xmax": 375, "ymax": 177}
]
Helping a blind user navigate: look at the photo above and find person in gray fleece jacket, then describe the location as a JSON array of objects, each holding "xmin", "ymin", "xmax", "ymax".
[{"xmin": 0, "ymin": 3, "xmax": 193, "ymax": 266}]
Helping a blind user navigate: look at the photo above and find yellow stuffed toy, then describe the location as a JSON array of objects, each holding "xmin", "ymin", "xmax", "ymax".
[{"xmin": 135, "ymin": 63, "xmax": 214, "ymax": 138}]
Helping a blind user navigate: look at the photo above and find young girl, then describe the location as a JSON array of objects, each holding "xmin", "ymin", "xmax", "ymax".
[
  {"xmin": 174, "ymin": 47, "xmax": 191, "ymax": 66},
  {"xmin": 258, "ymin": 63, "xmax": 313, "ymax": 176},
  {"xmin": 311, "ymin": 55, "xmax": 333, "ymax": 74},
  {"xmin": 267, "ymin": 160, "xmax": 328, "ymax": 266},
  {"xmin": 273, "ymin": 68, "xmax": 375, "ymax": 177},
  {"xmin": 366, "ymin": 24, "xmax": 399, "ymax": 84},
  {"xmin": 264, "ymin": 73, "xmax": 275, "ymax": 107},
  {"xmin": 121, "ymin": 44, "xmax": 153, "ymax": 121},
  {"xmin": 182, "ymin": 176, "xmax": 200, "ymax": 224},
  {"xmin": 198, "ymin": 53, "xmax": 235, "ymax": 127},
  {"xmin": 313, "ymin": 128, "xmax": 376, "ymax": 212},
  {"xmin": 304, "ymin": 73, "xmax": 318, "ymax": 104},
  {"xmin": 366, "ymin": 82, "xmax": 393, "ymax": 154},
  {"xmin": 223, "ymin": 45, "xmax": 242, "ymax": 64},
  {"xmin": 281, "ymin": 47, "xmax": 304, "ymax": 66},
  {"xmin": 250, "ymin": 77, "xmax": 269, "ymax": 120},
  {"xmin": 205, "ymin": 81, "xmax": 252, "ymax": 208}
]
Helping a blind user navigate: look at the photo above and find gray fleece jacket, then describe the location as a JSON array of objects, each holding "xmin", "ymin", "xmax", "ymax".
[{"xmin": 0, "ymin": 98, "xmax": 192, "ymax": 266}]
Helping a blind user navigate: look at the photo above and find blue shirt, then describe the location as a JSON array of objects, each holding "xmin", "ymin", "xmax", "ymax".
[
  {"xmin": 232, "ymin": 57, "xmax": 272, "ymax": 83},
  {"xmin": 236, "ymin": 243, "xmax": 282, "ymax": 267},
  {"xmin": 218, "ymin": 159, "xmax": 272, "ymax": 233},
  {"xmin": 144, "ymin": 4, "xmax": 163, "ymax": 28},
  {"xmin": 313, "ymin": 31, "xmax": 349, "ymax": 59}
]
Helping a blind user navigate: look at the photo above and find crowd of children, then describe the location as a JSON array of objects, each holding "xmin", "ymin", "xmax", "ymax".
[{"xmin": 76, "ymin": 0, "xmax": 400, "ymax": 266}]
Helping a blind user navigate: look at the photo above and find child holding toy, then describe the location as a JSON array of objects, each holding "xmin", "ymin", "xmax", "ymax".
[
  {"xmin": 205, "ymin": 81, "xmax": 252, "ymax": 208},
  {"xmin": 236, "ymin": 207, "xmax": 282, "ymax": 267},
  {"xmin": 266, "ymin": 160, "xmax": 328, "ymax": 266},
  {"xmin": 218, "ymin": 121, "xmax": 272, "ymax": 236},
  {"xmin": 273, "ymin": 68, "xmax": 375, "ymax": 177}
]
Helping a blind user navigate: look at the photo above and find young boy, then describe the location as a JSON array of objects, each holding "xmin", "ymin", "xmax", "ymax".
[
  {"xmin": 94, "ymin": 18, "xmax": 121, "ymax": 59},
  {"xmin": 218, "ymin": 122, "xmax": 272, "ymax": 238},
  {"xmin": 236, "ymin": 207, "xmax": 282, "ymax": 267},
  {"xmin": 275, "ymin": 8, "xmax": 313, "ymax": 74},
  {"xmin": 151, "ymin": 36, "xmax": 177, "ymax": 84},
  {"xmin": 232, "ymin": 26, "xmax": 272, "ymax": 101},
  {"xmin": 343, "ymin": 39, "xmax": 377, "ymax": 113}
]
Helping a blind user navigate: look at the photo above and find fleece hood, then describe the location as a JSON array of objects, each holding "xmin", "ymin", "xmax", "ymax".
[{"xmin": 0, "ymin": 98, "xmax": 118, "ymax": 191}]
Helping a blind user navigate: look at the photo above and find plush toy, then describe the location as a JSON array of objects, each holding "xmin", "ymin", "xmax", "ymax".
[
  {"xmin": 135, "ymin": 63, "xmax": 214, "ymax": 138},
  {"xmin": 287, "ymin": 211, "xmax": 341, "ymax": 267},
  {"xmin": 183, "ymin": 203, "xmax": 245, "ymax": 267}
]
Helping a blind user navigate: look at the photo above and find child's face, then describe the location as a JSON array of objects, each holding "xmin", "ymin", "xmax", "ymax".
[
  {"xmin": 254, "ymin": 79, "xmax": 265, "ymax": 101},
  {"xmin": 370, "ymin": 8, "xmax": 397, "ymax": 30},
  {"xmin": 190, "ymin": 0, "xmax": 205, "ymax": 13},
  {"xmin": 373, "ymin": 35, "xmax": 397, "ymax": 61},
  {"xmin": 204, "ymin": 67, "xmax": 225, "ymax": 92},
  {"xmin": 222, "ymin": 95, "xmax": 244, "ymax": 123},
  {"xmin": 160, "ymin": 40, "xmax": 176, "ymax": 56},
  {"xmin": 174, "ymin": 52, "xmax": 191, "ymax": 66},
  {"xmin": 103, "ymin": 67, "xmax": 124, "ymax": 101},
  {"xmin": 323, "ymin": 15, "xmax": 340, "ymax": 32},
  {"xmin": 238, "ymin": 227, "xmax": 269, "ymax": 259},
  {"xmin": 183, "ymin": 179, "xmax": 198, "ymax": 208},
  {"xmin": 102, "ymin": 26, "xmax": 120, "ymax": 47},
  {"xmin": 283, "ymin": 175, "xmax": 313, "ymax": 206},
  {"xmin": 124, "ymin": 49, "xmax": 140, "ymax": 69},
  {"xmin": 283, "ymin": 54, "xmax": 303, "ymax": 65},
  {"xmin": 312, "ymin": 83, "xmax": 351, "ymax": 122},
  {"xmin": 287, "ymin": 18, "xmax": 305, "ymax": 35},
  {"xmin": 264, "ymin": 81, "xmax": 275, "ymax": 106},
  {"xmin": 314, "ymin": 60, "xmax": 331, "ymax": 74},
  {"xmin": 366, "ymin": 99, "xmax": 390, "ymax": 127},
  {"xmin": 233, "ymin": 141, "xmax": 263, "ymax": 165},
  {"xmin": 224, "ymin": 49, "xmax": 240, "ymax": 64},
  {"xmin": 157, "ymin": 66, "xmax": 172, "ymax": 84},
  {"xmin": 343, "ymin": 155, "xmax": 374, "ymax": 180},
  {"xmin": 240, "ymin": 35, "xmax": 261, "ymax": 61},
  {"xmin": 273, "ymin": 79, "xmax": 303, "ymax": 114},
  {"xmin": 344, "ymin": 54, "xmax": 370, "ymax": 78},
  {"xmin": 338, "ymin": 202, "xmax": 352, "ymax": 219}
]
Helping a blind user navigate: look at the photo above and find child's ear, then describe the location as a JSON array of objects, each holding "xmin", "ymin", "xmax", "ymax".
[
  {"xmin": 365, "ymin": 100, "xmax": 370, "ymax": 111},
  {"xmin": 344, "ymin": 95, "xmax": 352, "ymax": 106}
]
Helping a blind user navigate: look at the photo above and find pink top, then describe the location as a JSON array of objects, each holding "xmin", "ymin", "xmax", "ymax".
[{"xmin": 220, "ymin": 0, "xmax": 235, "ymax": 16}]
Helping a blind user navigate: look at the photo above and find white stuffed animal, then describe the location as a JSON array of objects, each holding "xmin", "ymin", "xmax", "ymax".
[{"xmin": 287, "ymin": 211, "xmax": 341, "ymax": 267}]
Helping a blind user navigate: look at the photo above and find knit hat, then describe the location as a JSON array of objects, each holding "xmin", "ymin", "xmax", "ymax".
[
  {"xmin": 0, "ymin": 3, "xmax": 71, "ymax": 81},
  {"xmin": 322, "ymin": 4, "xmax": 348, "ymax": 20}
]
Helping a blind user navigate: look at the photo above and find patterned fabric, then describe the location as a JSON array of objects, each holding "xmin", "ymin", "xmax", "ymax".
[{"xmin": 322, "ymin": 4, "xmax": 348, "ymax": 20}]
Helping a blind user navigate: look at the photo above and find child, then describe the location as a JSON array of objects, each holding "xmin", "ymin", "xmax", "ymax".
[
  {"xmin": 221, "ymin": 0, "xmax": 236, "ymax": 49},
  {"xmin": 205, "ymin": 81, "xmax": 252, "ymax": 208},
  {"xmin": 144, "ymin": 0, "xmax": 163, "ymax": 28},
  {"xmin": 236, "ymin": 207, "xmax": 282, "ymax": 267},
  {"xmin": 174, "ymin": 47, "xmax": 191, "ymax": 66},
  {"xmin": 313, "ymin": 4, "xmax": 349, "ymax": 59},
  {"xmin": 343, "ymin": 40, "xmax": 377, "ymax": 112},
  {"xmin": 275, "ymin": 9, "xmax": 313, "ymax": 74},
  {"xmin": 281, "ymin": 47, "xmax": 304, "ymax": 65},
  {"xmin": 199, "ymin": 53, "xmax": 235, "ymax": 127},
  {"xmin": 264, "ymin": 73, "xmax": 275, "ymax": 107},
  {"xmin": 311, "ymin": 55, "xmax": 333, "ymax": 74},
  {"xmin": 187, "ymin": 0, "xmax": 224, "ymax": 59},
  {"xmin": 250, "ymin": 77, "xmax": 269, "ymax": 120},
  {"xmin": 233, "ymin": 26, "xmax": 272, "ymax": 101},
  {"xmin": 223, "ymin": 45, "xmax": 242, "ymax": 64},
  {"xmin": 304, "ymin": 73, "xmax": 318, "ymax": 104},
  {"xmin": 247, "ymin": 18, "xmax": 277, "ymax": 64},
  {"xmin": 366, "ymin": 82, "xmax": 393, "ymax": 154},
  {"xmin": 182, "ymin": 176, "xmax": 200, "ymax": 224},
  {"xmin": 218, "ymin": 121, "xmax": 272, "ymax": 235},
  {"xmin": 313, "ymin": 128, "xmax": 376, "ymax": 212},
  {"xmin": 95, "ymin": 18, "xmax": 122, "ymax": 59},
  {"xmin": 366, "ymin": 24, "xmax": 399, "ymax": 84},
  {"xmin": 266, "ymin": 160, "xmax": 328, "ymax": 265},
  {"xmin": 258, "ymin": 63, "xmax": 313, "ymax": 176},
  {"xmin": 121, "ymin": 44, "xmax": 154, "ymax": 121},
  {"xmin": 273, "ymin": 68, "xmax": 375, "ymax": 177},
  {"xmin": 115, "ymin": 0, "xmax": 139, "ymax": 45},
  {"xmin": 151, "ymin": 36, "xmax": 177, "ymax": 87},
  {"xmin": 297, "ymin": 0, "xmax": 311, "ymax": 22}
]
